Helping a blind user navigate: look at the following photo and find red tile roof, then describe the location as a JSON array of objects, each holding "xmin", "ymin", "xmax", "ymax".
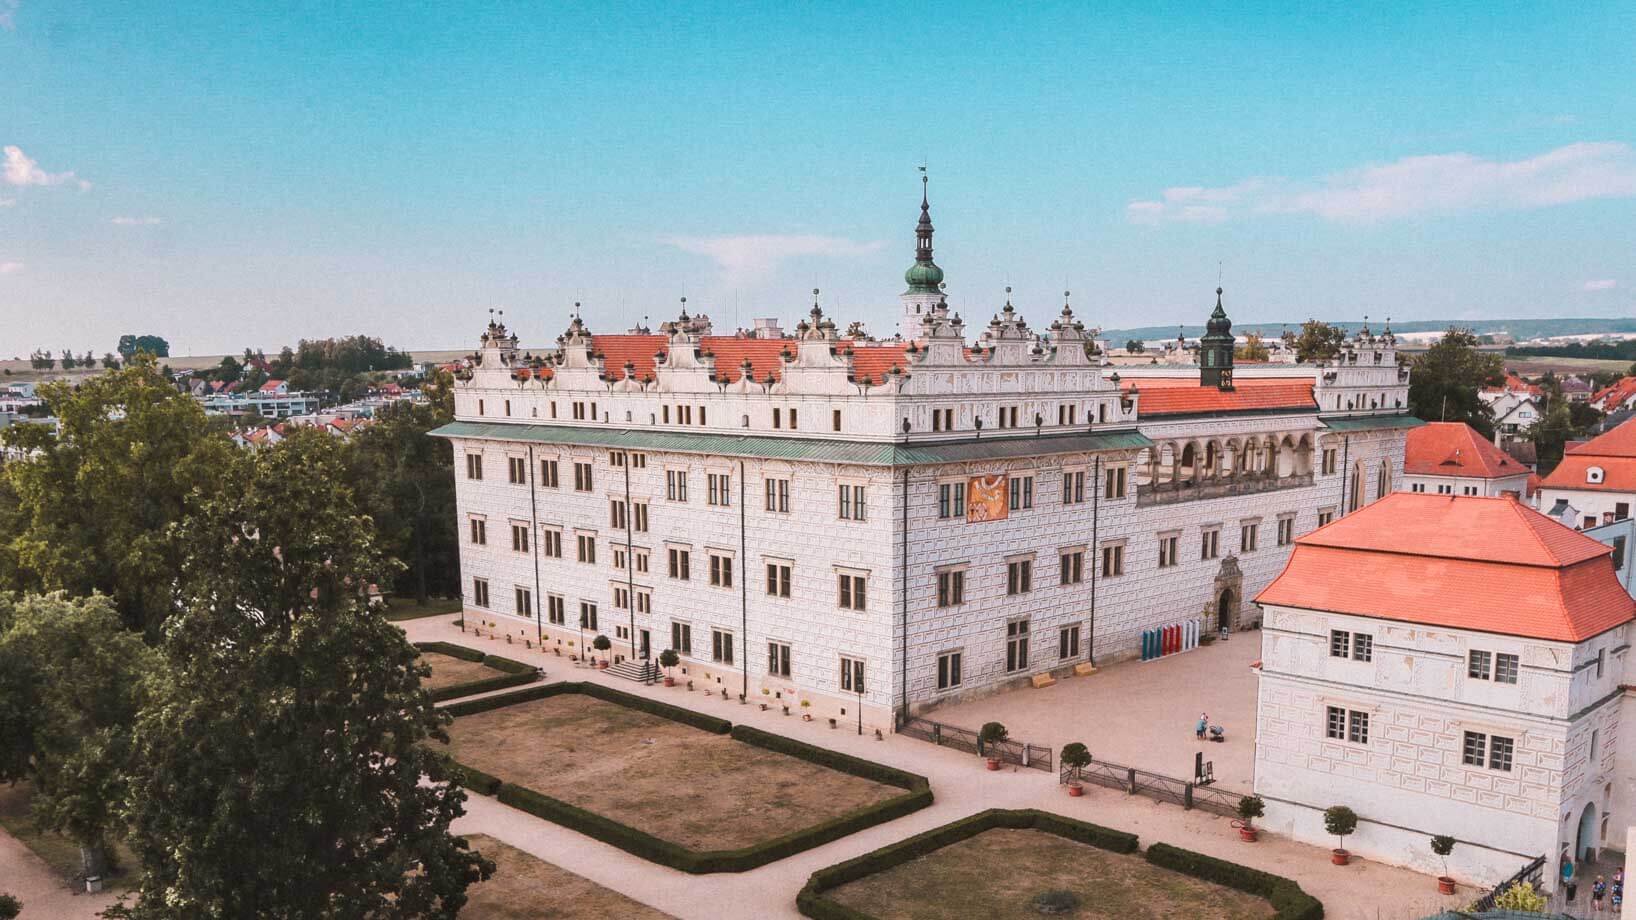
[
  {"xmin": 1119, "ymin": 376, "xmax": 1315, "ymax": 416},
  {"xmin": 1590, "ymin": 377, "xmax": 1636, "ymax": 410},
  {"xmin": 1566, "ymin": 414, "xmax": 1636, "ymax": 458},
  {"xmin": 575, "ymin": 335, "xmax": 909, "ymax": 385},
  {"xmin": 1404, "ymin": 422, "xmax": 1527, "ymax": 479},
  {"xmin": 1542, "ymin": 416, "xmax": 1636, "ymax": 493},
  {"xmin": 1258, "ymin": 493, "xmax": 1633, "ymax": 641}
]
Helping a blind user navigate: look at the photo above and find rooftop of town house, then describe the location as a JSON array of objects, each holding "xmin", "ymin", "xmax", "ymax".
[
  {"xmin": 1117, "ymin": 375, "xmax": 1316, "ymax": 417},
  {"xmin": 1404, "ymin": 421, "xmax": 1528, "ymax": 479},
  {"xmin": 1565, "ymin": 412, "xmax": 1636, "ymax": 458},
  {"xmin": 1258, "ymin": 492, "xmax": 1635, "ymax": 642},
  {"xmin": 1538, "ymin": 415, "xmax": 1636, "ymax": 492}
]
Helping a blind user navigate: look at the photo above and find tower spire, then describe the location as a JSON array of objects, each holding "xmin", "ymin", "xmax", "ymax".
[{"xmin": 904, "ymin": 167, "xmax": 945, "ymax": 295}]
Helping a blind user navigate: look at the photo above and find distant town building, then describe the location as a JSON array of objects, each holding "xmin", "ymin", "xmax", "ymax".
[
  {"xmin": 1479, "ymin": 374, "xmax": 1543, "ymax": 438},
  {"xmin": 1537, "ymin": 414, "xmax": 1636, "ymax": 529},
  {"xmin": 1590, "ymin": 377, "xmax": 1636, "ymax": 414},
  {"xmin": 1399, "ymin": 422, "xmax": 1532, "ymax": 497}
]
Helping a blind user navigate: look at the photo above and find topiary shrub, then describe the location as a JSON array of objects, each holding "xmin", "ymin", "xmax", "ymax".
[
  {"xmin": 1060, "ymin": 743, "xmax": 1091, "ymax": 781},
  {"xmin": 1323, "ymin": 805, "xmax": 1357, "ymax": 853},
  {"xmin": 978, "ymin": 721, "xmax": 1008, "ymax": 756}
]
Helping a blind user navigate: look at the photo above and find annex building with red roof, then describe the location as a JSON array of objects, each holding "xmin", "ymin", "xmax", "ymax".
[
  {"xmin": 1400, "ymin": 421, "xmax": 1532, "ymax": 498},
  {"xmin": 1537, "ymin": 413, "xmax": 1636, "ymax": 530},
  {"xmin": 433, "ymin": 181, "xmax": 1419, "ymax": 736},
  {"xmin": 1253, "ymin": 491, "xmax": 1634, "ymax": 889}
]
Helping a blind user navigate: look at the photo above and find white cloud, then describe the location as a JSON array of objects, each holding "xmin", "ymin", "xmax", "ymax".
[
  {"xmin": 3, "ymin": 145, "xmax": 90, "ymax": 189},
  {"xmin": 1128, "ymin": 142, "xmax": 1636, "ymax": 224},
  {"xmin": 663, "ymin": 234, "xmax": 888, "ymax": 288},
  {"xmin": 1582, "ymin": 279, "xmax": 1618, "ymax": 291},
  {"xmin": 0, "ymin": 261, "xmax": 23, "ymax": 275},
  {"xmin": 0, "ymin": 1, "xmax": 18, "ymax": 32},
  {"xmin": 110, "ymin": 216, "xmax": 162, "ymax": 225}
]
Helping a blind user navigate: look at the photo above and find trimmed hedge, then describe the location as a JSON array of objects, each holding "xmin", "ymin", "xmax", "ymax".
[
  {"xmin": 799, "ymin": 810, "xmax": 1322, "ymax": 920},
  {"xmin": 441, "ymin": 683, "xmax": 924, "ymax": 872},
  {"xmin": 482, "ymin": 653, "xmax": 534, "ymax": 674},
  {"xmin": 415, "ymin": 641, "xmax": 485, "ymax": 662},
  {"xmin": 1144, "ymin": 842, "xmax": 1324, "ymax": 920}
]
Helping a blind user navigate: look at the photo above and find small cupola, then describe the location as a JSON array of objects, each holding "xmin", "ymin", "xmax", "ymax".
[{"xmin": 1199, "ymin": 287, "xmax": 1236, "ymax": 390}]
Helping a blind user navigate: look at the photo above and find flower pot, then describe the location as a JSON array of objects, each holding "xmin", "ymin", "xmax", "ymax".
[
  {"xmin": 1437, "ymin": 877, "xmax": 1456, "ymax": 895},
  {"xmin": 1067, "ymin": 781, "xmax": 1084, "ymax": 797},
  {"xmin": 1238, "ymin": 826, "xmax": 1258, "ymax": 843},
  {"xmin": 986, "ymin": 757, "xmax": 1001, "ymax": 771},
  {"xmin": 663, "ymin": 677, "xmax": 675, "ymax": 687},
  {"xmin": 1331, "ymin": 849, "xmax": 1349, "ymax": 866},
  {"xmin": 802, "ymin": 714, "xmax": 813, "ymax": 722},
  {"xmin": 597, "ymin": 660, "xmax": 609, "ymax": 670}
]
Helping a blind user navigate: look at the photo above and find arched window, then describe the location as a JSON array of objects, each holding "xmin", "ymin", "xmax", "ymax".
[
  {"xmin": 1348, "ymin": 462, "xmax": 1364, "ymax": 513},
  {"xmin": 1377, "ymin": 459, "xmax": 1391, "ymax": 498}
]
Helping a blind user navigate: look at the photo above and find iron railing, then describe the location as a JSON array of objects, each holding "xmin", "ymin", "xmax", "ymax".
[
  {"xmin": 899, "ymin": 716, "xmax": 1053, "ymax": 772},
  {"xmin": 1468, "ymin": 854, "xmax": 1546, "ymax": 913},
  {"xmin": 1136, "ymin": 472, "xmax": 1315, "ymax": 507},
  {"xmin": 1059, "ymin": 757, "xmax": 1239, "ymax": 819}
]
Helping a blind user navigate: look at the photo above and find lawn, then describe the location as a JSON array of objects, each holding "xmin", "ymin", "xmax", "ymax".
[
  {"xmin": 827, "ymin": 827, "xmax": 1275, "ymax": 920},
  {"xmin": 385, "ymin": 596, "xmax": 464, "ymax": 622},
  {"xmin": 0, "ymin": 781, "xmax": 136, "ymax": 889},
  {"xmin": 443, "ymin": 694, "xmax": 901, "ymax": 851},
  {"xmin": 461, "ymin": 833, "xmax": 674, "ymax": 919},
  {"xmin": 421, "ymin": 651, "xmax": 504, "ymax": 692}
]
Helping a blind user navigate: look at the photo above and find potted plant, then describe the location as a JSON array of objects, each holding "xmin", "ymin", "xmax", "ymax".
[
  {"xmin": 1235, "ymin": 795, "xmax": 1265, "ymax": 842},
  {"xmin": 1324, "ymin": 805, "xmax": 1357, "ymax": 865},
  {"xmin": 1431, "ymin": 835, "xmax": 1456, "ymax": 894},
  {"xmin": 1060, "ymin": 742, "xmax": 1091, "ymax": 796},
  {"xmin": 658, "ymin": 648, "xmax": 680, "ymax": 686},
  {"xmin": 592, "ymin": 634, "xmax": 611, "ymax": 667},
  {"xmin": 979, "ymin": 722, "xmax": 1009, "ymax": 770},
  {"xmin": 801, "ymin": 700, "xmax": 812, "ymax": 721}
]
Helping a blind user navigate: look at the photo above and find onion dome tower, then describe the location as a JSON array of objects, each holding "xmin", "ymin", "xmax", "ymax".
[
  {"xmin": 1199, "ymin": 287, "xmax": 1236, "ymax": 390},
  {"xmin": 898, "ymin": 171, "xmax": 947, "ymax": 338}
]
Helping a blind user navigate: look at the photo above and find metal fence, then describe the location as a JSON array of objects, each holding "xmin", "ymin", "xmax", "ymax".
[
  {"xmin": 899, "ymin": 716, "xmax": 1053, "ymax": 772},
  {"xmin": 1059, "ymin": 757, "xmax": 1240, "ymax": 819},
  {"xmin": 1467, "ymin": 854, "xmax": 1546, "ymax": 913}
]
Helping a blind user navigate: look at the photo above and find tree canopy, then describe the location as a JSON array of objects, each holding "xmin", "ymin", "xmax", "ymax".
[
  {"xmin": 116, "ymin": 335, "xmax": 170, "ymax": 359},
  {"xmin": 1234, "ymin": 332, "xmax": 1270, "ymax": 361},
  {"xmin": 114, "ymin": 430, "xmax": 489, "ymax": 918},
  {"xmin": 1285, "ymin": 320, "xmax": 1346, "ymax": 364},
  {"xmin": 0, "ymin": 592, "xmax": 157, "ymax": 877},
  {"xmin": 0, "ymin": 355, "xmax": 231, "ymax": 633},
  {"xmin": 1408, "ymin": 328, "xmax": 1504, "ymax": 438}
]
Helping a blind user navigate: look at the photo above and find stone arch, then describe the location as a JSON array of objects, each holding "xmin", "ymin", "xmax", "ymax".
[
  {"xmin": 1209, "ymin": 556, "xmax": 1245, "ymax": 632},
  {"xmin": 1377, "ymin": 457, "xmax": 1392, "ymax": 498},
  {"xmin": 1348, "ymin": 460, "xmax": 1365, "ymax": 512}
]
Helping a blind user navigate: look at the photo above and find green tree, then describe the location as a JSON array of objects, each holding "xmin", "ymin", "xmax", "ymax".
[
  {"xmin": 115, "ymin": 431, "xmax": 491, "ymax": 918},
  {"xmin": 1125, "ymin": 339, "xmax": 1145, "ymax": 353},
  {"xmin": 347, "ymin": 379, "xmax": 459, "ymax": 603},
  {"xmin": 1234, "ymin": 332, "xmax": 1270, "ymax": 361},
  {"xmin": 1290, "ymin": 320, "xmax": 1347, "ymax": 363},
  {"xmin": 213, "ymin": 355, "xmax": 243, "ymax": 383},
  {"xmin": 1408, "ymin": 328, "xmax": 1503, "ymax": 438},
  {"xmin": 28, "ymin": 349, "xmax": 53, "ymax": 371},
  {"xmin": 115, "ymin": 335, "xmax": 170, "ymax": 360},
  {"xmin": 59, "ymin": 351, "xmax": 78, "ymax": 370},
  {"xmin": 0, "ymin": 355, "xmax": 230, "ymax": 634},
  {"xmin": 0, "ymin": 593, "xmax": 157, "ymax": 878},
  {"xmin": 101, "ymin": 352, "xmax": 121, "ymax": 370}
]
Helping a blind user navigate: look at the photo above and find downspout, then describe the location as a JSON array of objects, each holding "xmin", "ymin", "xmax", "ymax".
[
  {"xmin": 1089, "ymin": 454, "xmax": 1100, "ymax": 666},
  {"xmin": 527, "ymin": 444, "xmax": 542, "ymax": 645},
  {"xmin": 739, "ymin": 458, "xmax": 748, "ymax": 701},
  {"xmin": 899, "ymin": 466, "xmax": 909, "ymax": 725},
  {"xmin": 623, "ymin": 454, "xmax": 637, "ymax": 661}
]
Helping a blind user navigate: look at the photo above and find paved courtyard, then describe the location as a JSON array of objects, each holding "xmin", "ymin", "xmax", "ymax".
[
  {"xmin": 927, "ymin": 630, "xmax": 1262, "ymax": 792},
  {"xmin": 405, "ymin": 616, "xmax": 1469, "ymax": 920}
]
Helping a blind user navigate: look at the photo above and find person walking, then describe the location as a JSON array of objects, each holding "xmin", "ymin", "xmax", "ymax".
[
  {"xmin": 1196, "ymin": 712, "xmax": 1208, "ymax": 741},
  {"xmin": 1562, "ymin": 852, "xmax": 1577, "ymax": 903},
  {"xmin": 1593, "ymin": 874, "xmax": 1606, "ymax": 911}
]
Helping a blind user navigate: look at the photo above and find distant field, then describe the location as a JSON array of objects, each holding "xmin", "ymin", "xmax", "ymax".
[{"xmin": 1501, "ymin": 355, "xmax": 1632, "ymax": 375}]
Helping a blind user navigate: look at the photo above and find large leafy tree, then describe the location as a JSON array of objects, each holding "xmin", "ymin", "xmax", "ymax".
[
  {"xmin": 115, "ymin": 335, "xmax": 170, "ymax": 359},
  {"xmin": 0, "ymin": 355, "xmax": 230, "ymax": 633},
  {"xmin": 1409, "ymin": 328, "xmax": 1504, "ymax": 438},
  {"xmin": 1285, "ymin": 320, "xmax": 1347, "ymax": 364},
  {"xmin": 0, "ymin": 592, "xmax": 157, "ymax": 878},
  {"xmin": 347, "ymin": 370, "xmax": 459, "ymax": 603},
  {"xmin": 114, "ymin": 430, "xmax": 490, "ymax": 919}
]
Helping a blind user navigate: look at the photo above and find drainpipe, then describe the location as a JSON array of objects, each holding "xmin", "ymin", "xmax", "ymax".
[
  {"xmin": 899, "ymin": 466, "xmax": 910, "ymax": 724},
  {"xmin": 623, "ymin": 453, "xmax": 637, "ymax": 662},
  {"xmin": 740, "ymin": 458, "xmax": 748, "ymax": 701},
  {"xmin": 528, "ymin": 445, "xmax": 543, "ymax": 645},
  {"xmin": 1089, "ymin": 454, "xmax": 1100, "ymax": 666}
]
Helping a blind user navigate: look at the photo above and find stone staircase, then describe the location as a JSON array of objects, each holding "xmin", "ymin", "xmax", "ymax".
[{"xmin": 605, "ymin": 659, "xmax": 658, "ymax": 683}]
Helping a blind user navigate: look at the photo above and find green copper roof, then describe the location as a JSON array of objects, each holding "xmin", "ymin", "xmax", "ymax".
[
  {"xmin": 904, "ymin": 259, "xmax": 945, "ymax": 294},
  {"xmin": 430, "ymin": 421, "xmax": 1151, "ymax": 467},
  {"xmin": 1319, "ymin": 414, "xmax": 1425, "ymax": 432}
]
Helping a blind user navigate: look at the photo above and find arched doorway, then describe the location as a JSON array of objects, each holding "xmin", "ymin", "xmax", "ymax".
[
  {"xmin": 1217, "ymin": 589, "xmax": 1236, "ymax": 634},
  {"xmin": 1577, "ymin": 802, "xmax": 1599, "ymax": 863}
]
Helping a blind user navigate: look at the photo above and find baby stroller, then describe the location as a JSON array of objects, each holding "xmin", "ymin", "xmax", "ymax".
[{"xmin": 1208, "ymin": 724, "xmax": 1226, "ymax": 743}]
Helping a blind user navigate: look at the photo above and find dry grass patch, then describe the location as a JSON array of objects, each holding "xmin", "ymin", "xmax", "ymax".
[
  {"xmin": 421, "ymin": 651, "xmax": 505, "ymax": 692},
  {"xmin": 462, "ymin": 833, "xmax": 674, "ymax": 920},
  {"xmin": 444, "ymin": 695, "xmax": 899, "ymax": 851},
  {"xmin": 828, "ymin": 828, "xmax": 1275, "ymax": 920}
]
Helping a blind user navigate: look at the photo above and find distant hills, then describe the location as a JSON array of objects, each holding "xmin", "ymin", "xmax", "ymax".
[{"xmin": 1100, "ymin": 317, "xmax": 1636, "ymax": 343}]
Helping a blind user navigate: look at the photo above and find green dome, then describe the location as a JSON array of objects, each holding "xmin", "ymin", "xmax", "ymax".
[{"xmin": 905, "ymin": 260, "xmax": 945, "ymax": 293}]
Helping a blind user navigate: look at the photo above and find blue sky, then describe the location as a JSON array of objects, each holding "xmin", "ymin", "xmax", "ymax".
[{"xmin": 2, "ymin": 1, "xmax": 1634, "ymax": 355}]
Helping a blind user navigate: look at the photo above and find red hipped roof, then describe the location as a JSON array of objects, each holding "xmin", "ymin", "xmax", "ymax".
[
  {"xmin": 1119, "ymin": 376, "xmax": 1315, "ymax": 416},
  {"xmin": 1404, "ymin": 422, "xmax": 1527, "ymax": 479},
  {"xmin": 1258, "ymin": 492, "xmax": 1633, "ymax": 642}
]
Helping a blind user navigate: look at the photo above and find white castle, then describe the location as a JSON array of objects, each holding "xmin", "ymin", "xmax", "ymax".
[{"xmin": 436, "ymin": 181, "xmax": 1415, "ymax": 734}]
